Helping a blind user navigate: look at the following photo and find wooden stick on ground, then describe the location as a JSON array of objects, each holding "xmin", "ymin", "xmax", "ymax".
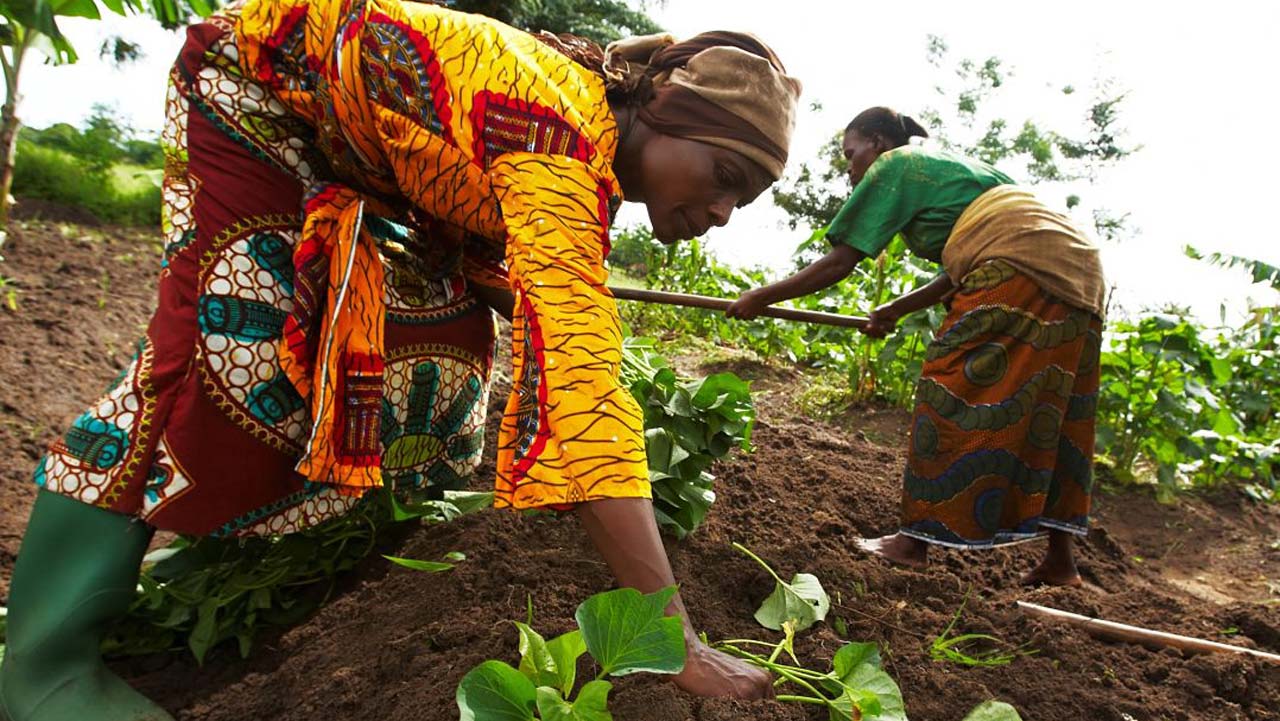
[
  {"xmin": 608, "ymin": 286, "xmax": 869, "ymax": 330},
  {"xmin": 1016, "ymin": 601, "xmax": 1280, "ymax": 665}
]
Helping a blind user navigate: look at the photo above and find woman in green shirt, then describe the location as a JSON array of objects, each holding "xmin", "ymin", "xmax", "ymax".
[{"xmin": 728, "ymin": 106, "xmax": 1106, "ymax": 586}]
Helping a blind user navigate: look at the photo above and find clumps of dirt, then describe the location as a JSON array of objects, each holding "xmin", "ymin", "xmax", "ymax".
[
  {"xmin": 2, "ymin": 222, "xmax": 1278, "ymax": 721},
  {"xmin": 10, "ymin": 197, "xmax": 106, "ymax": 226},
  {"xmin": 0, "ymin": 220, "xmax": 161, "ymax": 597}
]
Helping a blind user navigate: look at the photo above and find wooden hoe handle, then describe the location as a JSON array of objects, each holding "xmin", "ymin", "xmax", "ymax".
[{"xmin": 608, "ymin": 286, "xmax": 869, "ymax": 330}]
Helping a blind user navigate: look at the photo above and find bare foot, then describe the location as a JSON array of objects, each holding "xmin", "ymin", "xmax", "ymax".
[
  {"xmin": 856, "ymin": 533, "xmax": 929, "ymax": 568},
  {"xmin": 1022, "ymin": 530, "xmax": 1083, "ymax": 586},
  {"xmin": 1020, "ymin": 559, "xmax": 1082, "ymax": 587}
]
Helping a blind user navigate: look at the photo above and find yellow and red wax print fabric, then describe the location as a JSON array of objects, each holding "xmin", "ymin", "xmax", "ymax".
[
  {"xmin": 33, "ymin": 0, "xmax": 650, "ymax": 534},
  {"xmin": 900, "ymin": 261, "xmax": 1102, "ymax": 548}
]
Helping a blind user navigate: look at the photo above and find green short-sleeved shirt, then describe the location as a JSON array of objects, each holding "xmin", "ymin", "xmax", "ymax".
[{"xmin": 825, "ymin": 146, "xmax": 1014, "ymax": 263}]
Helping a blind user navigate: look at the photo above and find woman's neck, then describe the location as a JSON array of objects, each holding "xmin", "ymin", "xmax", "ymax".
[{"xmin": 610, "ymin": 105, "xmax": 648, "ymax": 202}]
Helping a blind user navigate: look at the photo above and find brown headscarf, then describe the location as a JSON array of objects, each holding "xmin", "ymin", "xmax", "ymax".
[
  {"xmin": 615, "ymin": 31, "xmax": 801, "ymax": 181},
  {"xmin": 539, "ymin": 29, "xmax": 802, "ymax": 181}
]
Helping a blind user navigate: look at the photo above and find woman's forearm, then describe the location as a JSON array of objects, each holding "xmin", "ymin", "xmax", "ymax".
[
  {"xmin": 575, "ymin": 497, "xmax": 694, "ymax": 631},
  {"xmin": 755, "ymin": 244, "xmax": 864, "ymax": 305},
  {"xmin": 887, "ymin": 272, "xmax": 954, "ymax": 315},
  {"xmin": 471, "ymin": 282, "xmax": 515, "ymax": 321}
]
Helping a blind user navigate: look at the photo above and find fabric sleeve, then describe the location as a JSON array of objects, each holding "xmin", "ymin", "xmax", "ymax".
[
  {"xmin": 825, "ymin": 151, "xmax": 921, "ymax": 258},
  {"xmin": 486, "ymin": 152, "xmax": 651, "ymax": 510}
]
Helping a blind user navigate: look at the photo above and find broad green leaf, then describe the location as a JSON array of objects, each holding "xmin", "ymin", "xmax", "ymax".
[
  {"xmin": 754, "ymin": 572, "xmax": 830, "ymax": 632},
  {"xmin": 962, "ymin": 700, "xmax": 1024, "ymax": 721},
  {"xmin": 663, "ymin": 389, "xmax": 694, "ymax": 417},
  {"xmin": 644, "ymin": 428, "xmax": 673, "ymax": 469},
  {"xmin": 383, "ymin": 555, "xmax": 453, "ymax": 573},
  {"xmin": 669, "ymin": 442, "xmax": 691, "ymax": 466},
  {"xmin": 51, "ymin": 0, "xmax": 100, "ymax": 19},
  {"xmin": 535, "ymin": 680, "xmax": 613, "ymax": 721},
  {"xmin": 689, "ymin": 373, "xmax": 751, "ymax": 410},
  {"xmin": 189, "ymin": 598, "xmax": 218, "ymax": 665},
  {"xmin": 838, "ymin": 662, "xmax": 906, "ymax": 721},
  {"xmin": 832, "ymin": 642, "xmax": 881, "ymax": 675},
  {"xmin": 388, "ymin": 492, "xmax": 457, "ymax": 522},
  {"xmin": 456, "ymin": 660, "xmax": 537, "ymax": 721},
  {"xmin": 514, "ymin": 622, "xmax": 560, "ymax": 689},
  {"xmin": 443, "ymin": 490, "xmax": 495, "ymax": 515},
  {"xmin": 575, "ymin": 587, "xmax": 686, "ymax": 677},
  {"xmin": 828, "ymin": 687, "xmax": 882, "ymax": 721},
  {"xmin": 545, "ymin": 630, "xmax": 587, "ymax": 696}
]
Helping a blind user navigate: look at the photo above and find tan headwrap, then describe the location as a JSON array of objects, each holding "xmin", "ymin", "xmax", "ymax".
[{"xmin": 603, "ymin": 31, "xmax": 802, "ymax": 181}]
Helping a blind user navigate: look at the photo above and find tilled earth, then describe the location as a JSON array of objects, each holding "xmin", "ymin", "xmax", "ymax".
[{"xmin": 1, "ymin": 216, "xmax": 1277, "ymax": 720}]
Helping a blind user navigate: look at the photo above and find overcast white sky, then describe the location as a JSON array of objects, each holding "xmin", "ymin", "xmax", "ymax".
[{"xmin": 18, "ymin": 0, "xmax": 1280, "ymax": 320}]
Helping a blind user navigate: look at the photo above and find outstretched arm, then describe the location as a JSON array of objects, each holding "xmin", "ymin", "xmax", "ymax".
[
  {"xmin": 725, "ymin": 244, "xmax": 866, "ymax": 320},
  {"xmin": 488, "ymin": 152, "xmax": 772, "ymax": 700},
  {"xmin": 864, "ymin": 272, "xmax": 954, "ymax": 338},
  {"xmin": 576, "ymin": 498, "xmax": 775, "ymax": 699}
]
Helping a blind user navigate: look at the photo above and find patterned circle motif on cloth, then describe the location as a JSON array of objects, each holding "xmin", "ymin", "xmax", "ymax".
[
  {"xmin": 199, "ymin": 222, "xmax": 309, "ymax": 451},
  {"xmin": 962, "ymin": 342, "xmax": 1009, "ymax": 387},
  {"xmin": 381, "ymin": 348, "xmax": 488, "ymax": 492},
  {"xmin": 361, "ymin": 15, "xmax": 448, "ymax": 137},
  {"xmin": 974, "ymin": 487, "xmax": 1007, "ymax": 534},
  {"xmin": 1078, "ymin": 328, "xmax": 1102, "ymax": 375},
  {"xmin": 34, "ymin": 341, "xmax": 156, "ymax": 506},
  {"xmin": 912, "ymin": 415, "xmax": 939, "ymax": 460},
  {"xmin": 1028, "ymin": 404, "xmax": 1064, "ymax": 450}
]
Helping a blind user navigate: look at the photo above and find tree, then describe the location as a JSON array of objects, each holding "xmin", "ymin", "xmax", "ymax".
[
  {"xmin": 0, "ymin": 0, "xmax": 215, "ymax": 233},
  {"xmin": 446, "ymin": 0, "xmax": 662, "ymax": 44},
  {"xmin": 772, "ymin": 34, "xmax": 1138, "ymax": 241}
]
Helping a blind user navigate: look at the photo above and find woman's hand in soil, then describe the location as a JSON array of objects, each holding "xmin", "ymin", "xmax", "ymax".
[
  {"xmin": 726, "ymin": 288, "xmax": 772, "ymax": 320},
  {"xmin": 672, "ymin": 639, "xmax": 775, "ymax": 699}
]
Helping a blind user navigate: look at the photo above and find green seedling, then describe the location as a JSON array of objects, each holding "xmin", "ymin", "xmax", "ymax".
[
  {"xmin": 928, "ymin": 592, "xmax": 1031, "ymax": 668},
  {"xmin": 718, "ymin": 628, "xmax": 1026, "ymax": 721},
  {"xmin": 733, "ymin": 542, "xmax": 829, "ymax": 632},
  {"xmin": 716, "ymin": 630, "xmax": 904, "ymax": 721},
  {"xmin": 455, "ymin": 587, "xmax": 685, "ymax": 721}
]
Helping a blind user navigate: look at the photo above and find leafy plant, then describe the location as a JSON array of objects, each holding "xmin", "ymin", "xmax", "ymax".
[
  {"xmin": 621, "ymin": 336, "xmax": 755, "ymax": 538},
  {"xmin": 717, "ymin": 630, "xmax": 905, "ymax": 721},
  {"xmin": 102, "ymin": 488, "xmax": 490, "ymax": 663},
  {"xmin": 74, "ymin": 335, "xmax": 757, "ymax": 664},
  {"xmin": 1096, "ymin": 307, "xmax": 1280, "ymax": 499},
  {"xmin": 718, "ymin": 628, "xmax": 1026, "ymax": 721},
  {"xmin": 454, "ymin": 586, "xmax": 686, "ymax": 721},
  {"xmin": 0, "ymin": 0, "xmax": 216, "ymax": 230},
  {"xmin": 620, "ymin": 228, "xmax": 943, "ymax": 410},
  {"xmin": 928, "ymin": 593, "xmax": 1029, "ymax": 668},
  {"xmin": 733, "ymin": 542, "xmax": 830, "ymax": 632},
  {"xmin": 13, "ymin": 111, "xmax": 165, "ymax": 225}
]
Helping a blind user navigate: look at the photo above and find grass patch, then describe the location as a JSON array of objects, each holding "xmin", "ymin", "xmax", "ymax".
[{"xmin": 12, "ymin": 141, "xmax": 160, "ymax": 226}]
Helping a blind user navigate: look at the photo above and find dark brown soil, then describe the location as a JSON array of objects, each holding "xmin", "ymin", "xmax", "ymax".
[{"xmin": 2, "ymin": 222, "xmax": 1278, "ymax": 721}]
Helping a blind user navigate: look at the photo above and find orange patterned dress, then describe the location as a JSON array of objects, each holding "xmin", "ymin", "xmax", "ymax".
[{"xmin": 32, "ymin": 0, "xmax": 650, "ymax": 535}]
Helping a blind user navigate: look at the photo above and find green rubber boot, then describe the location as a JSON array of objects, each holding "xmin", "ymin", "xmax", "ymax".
[{"xmin": 0, "ymin": 490, "xmax": 174, "ymax": 721}]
